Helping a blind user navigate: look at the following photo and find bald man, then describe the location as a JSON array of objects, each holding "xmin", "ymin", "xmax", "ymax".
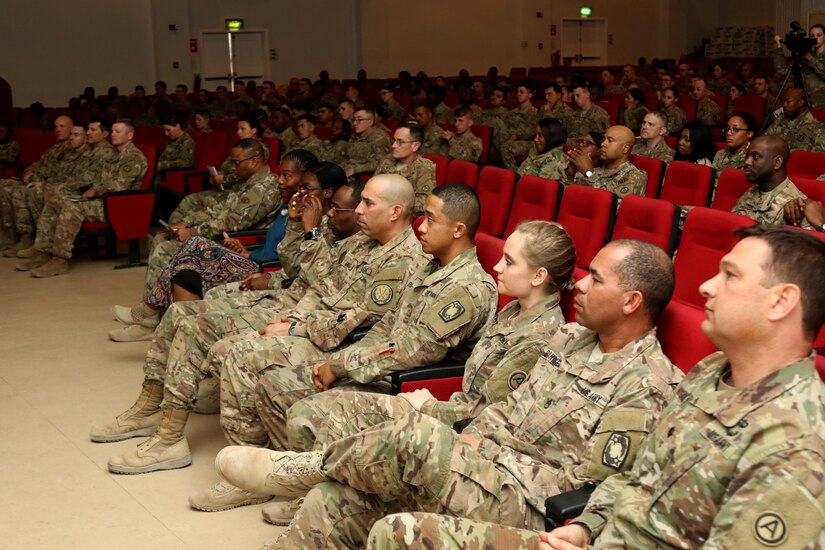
[
  {"xmin": 732, "ymin": 135, "xmax": 812, "ymax": 227},
  {"xmin": 96, "ymin": 175, "xmax": 430, "ymax": 483},
  {"xmin": 765, "ymin": 88, "xmax": 825, "ymax": 152},
  {"xmin": 568, "ymin": 125, "xmax": 647, "ymax": 198}
]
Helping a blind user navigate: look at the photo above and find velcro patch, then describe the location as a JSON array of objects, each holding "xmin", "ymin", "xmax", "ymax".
[
  {"xmin": 753, "ymin": 513, "xmax": 787, "ymax": 546},
  {"xmin": 601, "ymin": 433, "xmax": 630, "ymax": 470},
  {"xmin": 508, "ymin": 370, "xmax": 527, "ymax": 390},
  {"xmin": 439, "ymin": 301, "xmax": 465, "ymax": 322},
  {"xmin": 370, "ymin": 283, "xmax": 394, "ymax": 306}
]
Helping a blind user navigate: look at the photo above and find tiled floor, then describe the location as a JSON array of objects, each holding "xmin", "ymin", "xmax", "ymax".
[{"xmin": 0, "ymin": 254, "xmax": 286, "ymax": 549}]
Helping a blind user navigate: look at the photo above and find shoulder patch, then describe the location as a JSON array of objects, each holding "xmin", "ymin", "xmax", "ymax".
[
  {"xmin": 370, "ymin": 284, "xmax": 394, "ymax": 306},
  {"xmin": 753, "ymin": 513, "xmax": 787, "ymax": 546},
  {"xmin": 508, "ymin": 370, "xmax": 527, "ymax": 390},
  {"xmin": 601, "ymin": 433, "xmax": 631, "ymax": 469},
  {"xmin": 439, "ymin": 300, "xmax": 465, "ymax": 322}
]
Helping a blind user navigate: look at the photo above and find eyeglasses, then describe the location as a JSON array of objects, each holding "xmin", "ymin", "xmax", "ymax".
[
  {"xmin": 724, "ymin": 127, "xmax": 749, "ymax": 134},
  {"xmin": 352, "ymin": 118, "xmax": 371, "ymax": 123},
  {"xmin": 331, "ymin": 206, "xmax": 355, "ymax": 213},
  {"xmin": 392, "ymin": 139, "xmax": 419, "ymax": 145},
  {"xmin": 578, "ymin": 139, "xmax": 598, "ymax": 147},
  {"xmin": 298, "ymin": 185, "xmax": 322, "ymax": 192},
  {"xmin": 230, "ymin": 154, "xmax": 259, "ymax": 166}
]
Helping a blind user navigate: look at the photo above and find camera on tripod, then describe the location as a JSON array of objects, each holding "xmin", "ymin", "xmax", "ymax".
[{"xmin": 785, "ymin": 21, "xmax": 818, "ymax": 57}]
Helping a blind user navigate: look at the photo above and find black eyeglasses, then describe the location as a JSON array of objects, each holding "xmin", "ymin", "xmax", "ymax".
[{"xmin": 230, "ymin": 154, "xmax": 259, "ymax": 166}]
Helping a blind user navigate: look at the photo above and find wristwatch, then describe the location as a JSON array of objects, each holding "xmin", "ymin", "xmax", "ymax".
[
  {"xmin": 584, "ymin": 170, "xmax": 594, "ymax": 179},
  {"xmin": 819, "ymin": 223, "xmax": 825, "ymax": 233},
  {"xmin": 288, "ymin": 322, "xmax": 297, "ymax": 336},
  {"xmin": 303, "ymin": 227, "xmax": 322, "ymax": 241}
]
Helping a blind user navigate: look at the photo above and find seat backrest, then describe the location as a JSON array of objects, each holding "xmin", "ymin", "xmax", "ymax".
[
  {"xmin": 423, "ymin": 153, "xmax": 449, "ymax": 186},
  {"xmin": 612, "ymin": 195, "xmax": 679, "ymax": 256},
  {"xmin": 314, "ymin": 125, "xmax": 332, "ymax": 141},
  {"xmin": 733, "ymin": 96, "xmax": 766, "ymax": 128},
  {"xmin": 473, "ymin": 232, "xmax": 513, "ymax": 311},
  {"xmin": 672, "ymin": 207, "xmax": 755, "ymax": 308},
  {"xmin": 503, "ymin": 175, "xmax": 562, "ymax": 237},
  {"xmin": 470, "ymin": 124, "xmax": 492, "ymax": 163},
  {"xmin": 792, "ymin": 176, "xmax": 825, "ymax": 204},
  {"xmin": 556, "ymin": 184, "xmax": 618, "ymax": 267},
  {"xmin": 134, "ymin": 143, "xmax": 158, "ymax": 191},
  {"xmin": 708, "ymin": 95, "xmax": 727, "ymax": 121},
  {"xmin": 657, "ymin": 301, "xmax": 718, "ymax": 374},
  {"xmin": 711, "ymin": 168, "xmax": 752, "ymax": 212},
  {"xmin": 187, "ymin": 130, "xmax": 207, "ymax": 167},
  {"xmin": 596, "ymin": 101, "xmax": 619, "ymax": 126},
  {"xmin": 660, "ymin": 160, "xmax": 714, "ymax": 208},
  {"xmin": 787, "ymin": 150, "xmax": 825, "ymax": 180},
  {"xmin": 445, "ymin": 159, "xmax": 479, "ymax": 188},
  {"xmin": 17, "ymin": 129, "xmax": 55, "ymax": 167},
  {"xmin": 261, "ymin": 137, "xmax": 282, "ymax": 170},
  {"xmin": 560, "ymin": 266, "xmax": 588, "ymax": 323},
  {"xmin": 476, "ymin": 166, "xmax": 516, "ymax": 236},
  {"xmin": 629, "ymin": 154, "xmax": 666, "ymax": 198},
  {"xmin": 199, "ymin": 131, "xmax": 228, "ymax": 170},
  {"xmin": 681, "ymin": 97, "xmax": 698, "ymax": 122}
]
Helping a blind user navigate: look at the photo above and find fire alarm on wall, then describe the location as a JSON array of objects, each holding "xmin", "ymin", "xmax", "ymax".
[{"xmin": 168, "ymin": 24, "xmax": 178, "ymax": 31}]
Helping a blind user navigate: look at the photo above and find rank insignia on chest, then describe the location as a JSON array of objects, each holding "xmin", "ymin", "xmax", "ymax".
[
  {"xmin": 438, "ymin": 301, "xmax": 465, "ymax": 322},
  {"xmin": 602, "ymin": 433, "xmax": 630, "ymax": 470},
  {"xmin": 370, "ymin": 284, "xmax": 393, "ymax": 306}
]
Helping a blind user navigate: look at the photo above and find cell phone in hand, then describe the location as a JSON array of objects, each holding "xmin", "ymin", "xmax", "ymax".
[{"xmin": 158, "ymin": 220, "xmax": 178, "ymax": 233}]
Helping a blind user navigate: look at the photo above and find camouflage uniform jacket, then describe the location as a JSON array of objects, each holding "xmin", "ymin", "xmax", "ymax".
[
  {"xmin": 567, "ymin": 104, "xmax": 610, "ymax": 144},
  {"xmin": 420, "ymin": 125, "xmax": 447, "ymax": 156},
  {"xmin": 447, "ymin": 132, "xmax": 483, "ymax": 162},
  {"xmin": 506, "ymin": 103, "xmax": 539, "ymax": 140},
  {"xmin": 286, "ymin": 134, "xmax": 325, "ymax": 159},
  {"xmin": 775, "ymin": 46, "xmax": 825, "ymax": 108},
  {"xmin": 28, "ymin": 140, "xmax": 72, "ymax": 181},
  {"xmin": 664, "ymin": 105, "xmax": 687, "ymax": 136},
  {"xmin": 434, "ymin": 102, "xmax": 455, "ymax": 125},
  {"xmin": 277, "ymin": 127, "xmax": 299, "ymax": 150},
  {"xmin": 631, "ymin": 138, "xmax": 675, "ymax": 163},
  {"xmin": 157, "ymin": 131, "xmax": 196, "ymax": 172},
  {"xmin": 0, "ymin": 139, "xmax": 20, "ymax": 163},
  {"xmin": 290, "ymin": 226, "xmax": 430, "ymax": 351},
  {"xmin": 375, "ymin": 154, "xmax": 436, "ymax": 214},
  {"xmin": 462, "ymin": 324, "xmax": 682, "ymax": 515},
  {"xmin": 574, "ymin": 160, "xmax": 647, "ymax": 198},
  {"xmin": 218, "ymin": 140, "xmax": 270, "ymax": 186},
  {"xmin": 181, "ymin": 166, "xmax": 280, "ymax": 238},
  {"xmin": 328, "ymin": 246, "xmax": 497, "ymax": 384},
  {"xmin": 321, "ymin": 139, "xmax": 348, "ymax": 165},
  {"xmin": 711, "ymin": 146, "xmax": 747, "ymax": 172},
  {"xmin": 343, "ymin": 127, "xmax": 392, "ymax": 174},
  {"xmin": 765, "ymin": 111, "xmax": 825, "ymax": 152},
  {"xmin": 579, "ymin": 352, "xmax": 825, "ymax": 549},
  {"xmin": 696, "ymin": 97, "xmax": 721, "ymax": 127},
  {"xmin": 621, "ymin": 105, "xmax": 649, "ymax": 133},
  {"xmin": 517, "ymin": 146, "xmax": 569, "ymax": 181},
  {"xmin": 419, "ymin": 294, "xmax": 564, "ymax": 427},
  {"xmin": 209, "ymin": 99, "xmax": 234, "ymax": 119},
  {"xmin": 58, "ymin": 142, "xmax": 117, "ymax": 191},
  {"xmin": 384, "ymin": 98, "xmax": 406, "ymax": 121},
  {"xmin": 539, "ymin": 102, "xmax": 575, "ymax": 132},
  {"xmin": 708, "ymin": 77, "xmax": 732, "ymax": 96},
  {"xmin": 731, "ymin": 178, "xmax": 811, "ymax": 228},
  {"xmin": 271, "ymin": 216, "xmax": 332, "ymax": 284},
  {"xmin": 93, "ymin": 141, "xmax": 147, "ymax": 194}
]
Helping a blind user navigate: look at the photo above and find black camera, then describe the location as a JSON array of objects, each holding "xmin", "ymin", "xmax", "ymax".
[{"xmin": 785, "ymin": 21, "xmax": 818, "ymax": 57}]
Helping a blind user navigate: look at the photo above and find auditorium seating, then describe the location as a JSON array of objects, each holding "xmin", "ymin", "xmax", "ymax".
[
  {"xmin": 733, "ymin": 96, "xmax": 766, "ymax": 128},
  {"xmin": 793, "ymin": 176, "xmax": 825, "ymax": 204},
  {"xmin": 656, "ymin": 300, "xmax": 718, "ymax": 373},
  {"xmin": 612, "ymin": 194, "xmax": 680, "ymax": 256},
  {"xmin": 471, "ymin": 124, "xmax": 493, "ymax": 163},
  {"xmin": 475, "ymin": 166, "xmax": 516, "ymax": 236},
  {"xmin": 445, "ymin": 159, "xmax": 479, "ymax": 188},
  {"xmin": 711, "ymin": 168, "xmax": 751, "ymax": 211},
  {"xmin": 159, "ymin": 131, "xmax": 228, "ymax": 197},
  {"xmin": 629, "ymin": 154, "xmax": 666, "ymax": 198},
  {"xmin": 423, "ymin": 153, "xmax": 448, "ymax": 186},
  {"xmin": 503, "ymin": 175, "xmax": 562, "ymax": 237},
  {"xmin": 556, "ymin": 184, "xmax": 617, "ymax": 267},
  {"xmin": 787, "ymin": 150, "xmax": 825, "ymax": 180},
  {"xmin": 660, "ymin": 160, "xmax": 714, "ymax": 208},
  {"xmin": 474, "ymin": 231, "xmax": 514, "ymax": 311}
]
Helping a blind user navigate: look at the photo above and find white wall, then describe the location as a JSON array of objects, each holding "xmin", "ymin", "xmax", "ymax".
[{"xmin": 0, "ymin": 0, "xmax": 156, "ymax": 107}]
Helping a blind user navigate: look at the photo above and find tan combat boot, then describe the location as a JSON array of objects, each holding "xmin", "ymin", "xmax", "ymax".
[
  {"xmin": 15, "ymin": 251, "xmax": 51, "ymax": 272},
  {"xmin": 90, "ymin": 383, "xmax": 163, "ymax": 442},
  {"xmin": 0, "ymin": 225, "xmax": 17, "ymax": 251},
  {"xmin": 188, "ymin": 479, "xmax": 272, "ymax": 512},
  {"xmin": 194, "ymin": 377, "xmax": 220, "ymax": 414},
  {"xmin": 31, "ymin": 256, "xmax": 69, "ymax": 278},
  {"xmin": 261, "ymin": 497, "xmax": 304, "ymax": 525},
  {"xmin": 215, "ymin": 446, "xmax": 326, "ymax": 497},
  {"xmin": 107, "ymin": 407, "xmax": 192, "ymax": 474},
  {"xmin": 111, "ymin": 302, "xmax": 161, "ymax": 328},
  {"xmin": 3, "ymin": 234, "xmax": 33, "ymax": 257}
]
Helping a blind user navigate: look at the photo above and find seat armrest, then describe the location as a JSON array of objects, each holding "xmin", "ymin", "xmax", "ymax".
[
  {"xmin": 389, "ymin": 361, "xmax": 465, "ymax": 394},
  {"xmin": 544, "ymin": 485, "xmax": 597, "ymax": 531}
]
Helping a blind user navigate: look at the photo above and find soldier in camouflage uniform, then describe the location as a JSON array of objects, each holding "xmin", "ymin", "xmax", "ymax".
[
  {"xmin": 284, "ymin": 114, "xmax": 325, "ymax": 159},
  {"xmin": 775, "ymin": 29, "xmax": 825, "ymax": 108},
  {"xmin": 444, "ymin": 107, "xmax": 483, "ymax": 162},
  {"xmin": 416, "ymin": 226, "xmax": 825, "ymax": 550},
  {"xmin": 500, "ymin": 82, "xmax": 539, "ymax": 170},
  {"xmin": 375, "ymin": 123, "xmax": 436, "ymax": 214},
  {"xmin": 380, "ymin": 87, "xmax": 406, "ymax": 122},
  {"xmin": 571, "ymin": 125, "xmax": 647, "ymax": 198},
  {"xmin": 631, "ymin": 111, "xmax": 675, "ymax": 163},
  {"xmin": 208, "ymin": 86, "xmax": 235, "ymax": 119},
  {"xmin": 320, "ymin": 118, "xmax": 350, "ymax": 165},
  {"xmin": 517, "ymin": 118, "xmax": 569, "ymax": 181},
  {"xmin": 18, "ymin": 120, "xmax": 147, "ymax": 278},
  {"xmin": 765, "ymin": 88, "xmax": 825, "ymax": 152},
  {"xmin": 0, "ymin": 115, "xmax": 73, "ymax": 254},
  {"xmin": 413, "ymin": 104, "xmax": 447, "ymax": 156},
  {"xmin": 693, "ymin": 78, "xmax": 721, "ymax": 127},
  {"xmin": 661, "ymin": 86, "xmax": 687, "ymax": 136},
  {"xmin": 732, "ymin": 136, "xmax": 812, "ymax": 227},
  {"xmin": 474, "ymin": 87, "xmax": 511, "ymax": 153},
  {"xmin": 0, "ymin": 122, "xmax": 20, "ymax": 165},
  {"xmin": 156, "ymin": 114, "xmax": 196, "ymax": 177},
  {"xmin": 538, "ymin": 83, "xmax": 575, "ymax": 133},
  {"xmin": 567, "ymin": 85, "xmax": 610, "ymax": 145},
  {"xmin": 619, "ymin": 89, "xmax": 649, "ymax": 134},
  {"xmin": 711, "ymin": 112, "xmax": 756, "ymax": 173},
  {"xmin": 215, "ymin": 240, "xmax": 682, "ymax": 549},
  {"xmin": 342, "ymin": 107, "xmax": 392, "ymax": 177}
]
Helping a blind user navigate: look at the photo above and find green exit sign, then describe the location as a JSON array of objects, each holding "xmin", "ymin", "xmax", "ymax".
[
  {"xmin": 580, "ymin": 6, "xmax": 592, "ymax": 17},
  {"xmin": 225, "ymin": 18, "xmax": 244, "ymax": 31}
]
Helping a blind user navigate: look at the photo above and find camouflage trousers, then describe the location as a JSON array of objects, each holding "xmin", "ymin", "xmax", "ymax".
[
  {"xmin": 0, "ymin": 179, "xmax": 24, "ymax": 232},
  {"xmin": 366, "ymin": 513, "xmax": 542, "ymax": 550},
  {"xmin": 145, "ymin": 234, "xmax": 183, "ymax": 294},
  {"xmin": 167, "ymin": 189, "xmax": 227, "ymax": 224},
  {"xmin": 500, "ymin": 140, "xmax": 533, "ymax": 171},
  {"xmin": 10, "ymin": 184, "xmax": 42, "ymax": 234},
  {"xmin": 217, "ymin": 335, "xmax": 335, "ymax": 446},
  {"xmin": 34, "ymin": 194, "xmax": 104, "ymax": 259},
  {"xmin": 274, "ymin": 412, "xmax": 539, "ymax": 549}
]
